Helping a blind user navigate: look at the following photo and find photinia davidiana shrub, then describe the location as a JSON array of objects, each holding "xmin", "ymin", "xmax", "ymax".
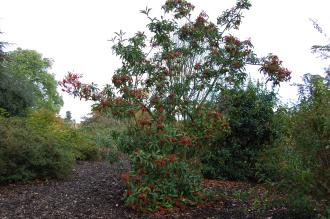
[{"xmin": 59, "ymin": 0, "xmax": 290, "ymax": 212}]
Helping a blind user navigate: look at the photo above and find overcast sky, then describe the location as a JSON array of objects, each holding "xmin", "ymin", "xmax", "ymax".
[{"xmin": 1, "ymin": 0, "xmax": 329, "ymax": 121}]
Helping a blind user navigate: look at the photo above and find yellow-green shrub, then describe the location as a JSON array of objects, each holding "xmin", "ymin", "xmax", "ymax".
[
  {"xmin": 0, "ymin": 116, "xmax": 75, "ymax": 183},
  {"xmin": 26, "ymin": 109, "xmax": 99, "ymax": 160},
  {"xmin": 0, "ymin": 109, "xmax": 98, "ymax": 184}
]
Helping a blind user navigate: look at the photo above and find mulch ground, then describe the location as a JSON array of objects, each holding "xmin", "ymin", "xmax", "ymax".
[{"xmin": 0, "ymin": 161, "xmax": 298, "ymax": 219}]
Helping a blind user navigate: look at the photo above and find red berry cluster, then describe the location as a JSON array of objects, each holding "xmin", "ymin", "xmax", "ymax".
[
  {"xmin": 225, "ymin": 35, "xmax": 241, "ymax": 46},
  {"xmin": 112, "ymin": 74, "xmax": 132, "ymax": 87},
  {"xmin": 260, "ymin": 55, "xmax": 291, "ymax": 85}
]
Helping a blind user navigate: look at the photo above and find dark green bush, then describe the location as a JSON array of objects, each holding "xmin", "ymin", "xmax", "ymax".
[
  {"xmin": 255, "ymin": 106, "xmax": 293, "ymax": 182},
  {"xmin": 201, "ymin": 82, "xmax": 276, "ymax": 180}
]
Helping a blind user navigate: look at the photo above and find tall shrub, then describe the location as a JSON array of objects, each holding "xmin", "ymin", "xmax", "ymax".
[{"xmin": 60, "ymin": 0, "xmax": 290, "ymax": 211}]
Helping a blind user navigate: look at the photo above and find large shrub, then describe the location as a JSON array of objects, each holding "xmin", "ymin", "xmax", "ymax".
[{"xmin": 60, "ymin": 0, "xmax": 290, "ymax": 211}]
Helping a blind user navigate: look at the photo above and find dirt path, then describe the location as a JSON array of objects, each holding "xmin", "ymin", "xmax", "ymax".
[
  {"xmin": 0, "ymin": 161, "xmax": 141, "ymax": 219},
  {"xmin": 0, "ymin": 161, "xmax": 295, "ymax": 219}
]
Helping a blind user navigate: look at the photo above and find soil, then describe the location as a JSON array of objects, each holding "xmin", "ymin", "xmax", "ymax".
[{"xmin": 0, "ymin": 161, "xmax": 301, "ymax": 219}]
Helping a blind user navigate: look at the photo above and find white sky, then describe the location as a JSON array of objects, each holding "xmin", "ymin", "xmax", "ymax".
[{"xmin": 1, "ymin": 0, "xmax": 329, "ymax": 122}]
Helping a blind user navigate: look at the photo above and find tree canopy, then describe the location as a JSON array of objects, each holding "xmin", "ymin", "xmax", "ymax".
[{"xmin": 1, "ymin": 48, "xmax": 63, "ymax": 114}]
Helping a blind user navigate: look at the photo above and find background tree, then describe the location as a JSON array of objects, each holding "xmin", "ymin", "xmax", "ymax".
[
  {"xmin": 310, "ymin": 19, "xmax": 330, "ymax": 60},
  {"xmin": 3, "ymin": 48, "xmax": 63, "ymax": 113},
  {"xmin": 310, "ymin": 19, "xmax": 330, "ymax": 77},
  {"xmin": 65, "ymin": 111, "xmax": 72, "ymax": 122}
]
